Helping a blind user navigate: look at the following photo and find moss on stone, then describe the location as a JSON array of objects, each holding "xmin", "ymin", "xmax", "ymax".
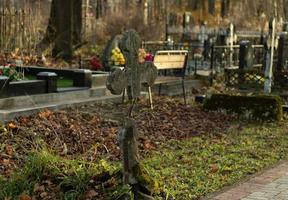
[
  {"xmin": 132, "ymin": 163, "xmax": 160, "ymax": 193},
  {"xmin": 203, "ymin": 94, "xmax": 283, "ymax": 121}
]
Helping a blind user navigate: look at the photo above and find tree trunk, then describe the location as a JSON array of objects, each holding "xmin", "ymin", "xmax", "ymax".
[
  {"xmin": 72, "ymin": 0, "xmax": 82, "ymax": 46},
  {"xmin": 96, "ymin": 0, "xmax": 104, "ymax": 19},
  {"xmin": 38, "ymin": 0, "xmax": 82, "ymax": 61},
  {"xmin": 221, "ymin": 0, "xmax": 229, "ymax": 17},
  {"xmin": 208, "ymin": 0, "xmax": 215, "ymax": 15},
  {"xmin": 284, "ymin": 0, "xmax": 288, "ymax": 20}
]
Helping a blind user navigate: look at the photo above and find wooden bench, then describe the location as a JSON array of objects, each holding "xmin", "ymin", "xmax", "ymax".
[
  {"xmin": 121, "ymin": 50, "xmax": 188, "ymax": 108},
  {"xmin": 153, "ymin": 50, "xmax": 188, "ymax": 104}
]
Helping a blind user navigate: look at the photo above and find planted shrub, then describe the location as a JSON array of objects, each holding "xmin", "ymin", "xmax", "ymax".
[{"xmin": 203, "ymin": 94, "xmax": 283, "ymax": 121}]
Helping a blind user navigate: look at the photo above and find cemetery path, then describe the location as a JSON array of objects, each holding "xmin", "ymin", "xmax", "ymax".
[{"xmin": 209, "ymin": 161, "xmax": 288, "ymax": 200}]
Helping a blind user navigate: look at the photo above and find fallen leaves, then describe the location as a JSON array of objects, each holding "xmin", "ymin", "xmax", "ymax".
[
  {"xmin": 7, "ymin": 123, "xmax": 17, "ymax": 130},
  {"xmin": 19, "ymin": 194, "xmax": 32, "ymax": 200},
  {"xmin": 84, "ymin": 189, "xmax": 98, "ymax": 199},
  {"xmin": 39, "ymin": 192, "xmax": 48, "ymax": 199},
  {"xmin": 0, "ymin": 145, "xmax": 16, "ymax": 176},
  {"xmin": 143, "ymin": 140, "xmax": 156, "ymax": 150},
  {"xmin": 2, "ymin": 159, "xmax": 10, "ymax": 166},
  {"xmin": 209, "ymin": 164, "xmax": 219, "ymax": 174},
  {"xmin": 0, "ymin": 96, "xmax": 234, "ymax": 179},
  {"xmin": 38, "ymin": 110, "xmax": 53, "ymax": 120},
  {"xmin": 5, "ymin": 145, "xmax": 13, "ymax": 156},
  {"xmin": 33, "ymin": 183, "xmax": 45, "ymax": 193},
  {"xmin": 2, "ymin": 96, "xmax": 286, "ymax": 200}
]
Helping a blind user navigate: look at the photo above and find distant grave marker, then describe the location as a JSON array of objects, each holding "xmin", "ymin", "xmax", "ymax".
[
  {"xmin": 227, "ymin": 23, "xmax": 236, "ymax": 68},
  {"xmin": 239, "ymin": 40, "xmax": 253, "ymax": 69},
  {"xmin": 277, "ymin": 33, "xmax": 288, "ymax": 71},
  {"xmin": 102, "ymin": 35, "xmax": 123, "ymax": 71},
  {"xmin": 264, "ymin": 18, "xmax": 278, "ymax": 94}
]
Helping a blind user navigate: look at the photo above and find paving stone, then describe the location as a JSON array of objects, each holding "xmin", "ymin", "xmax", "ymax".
[{"xmin": 209, "ymin": 162, "xmax": 288, "ymax": 200}]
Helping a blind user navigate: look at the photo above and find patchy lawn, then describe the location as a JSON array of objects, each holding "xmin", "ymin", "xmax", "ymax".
[
  {"xmin": 145, "ymin": 122, "xmax": 288, "ymax": 199},
  {"xmin": 0, "ymin": 97, "xmax": 288, "ymax": 199}
]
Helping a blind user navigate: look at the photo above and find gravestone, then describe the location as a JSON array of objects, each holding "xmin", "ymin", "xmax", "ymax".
[
  {"xmin": 208, "ymin": 0, "xmax": 215, "ymax": 14},
  {"xmin": 118, "ymin": 118, "xmax": 139, "ymax": 185},
  {"xmin": 73, "ymin": 69, "xmax": 92, "ymax": 88},
  {"xmin": 102, "ymin": 35, "xmax": 123, "ymax": 71},
  {"xmin": 239, "ymin": 40, "xmax": 253, "ymax": 69},
  {"xmin": 198, "ymin": 23, "xmax": 209, "ymax": 61},
  {"xmin": 106, "ymin": 30, "xmax": 157, "ymax": 108},
  {"xmin": 106, "ymin": 68, "xmax": 128, "ymax": 95},
  {"xmin": 277, "ymin": 33, "xmax": 288, "ymax": 71},
  {"xmin": 119, "ymin": 30, "xmax": 142, "ymax": 100},
  {"xmin": 264, "ymin": 18, "xmax": 278, "ymax": 94},
  {"xmin": 203, "ymin": 39, "xmax": 211, "ymax": 61},
  {"xmin": 283, "ymin": 22, "xmax": 288, "ymax": 32},
  {"xmin": 106, "ymin": 29, "xmax": 157, "ymax": 200},
  {"xmin": 198, "ymin": 23, "xmax": 208, "ymax": 44},
  {"xmin": 238, "ymin": 40, "xmax": 253, "ymax": 85},
  {"xmin": 226, "ymin": 24, "xmax": 237, "ymax": 68},
  {"xmin": 182, "ymin": 12, "xmax": 193, "ymax": 41},
  {"xmin": 37, "ymin": 72, "xmax": 58, "ymax": 93},
  {"xmin": 0, "ymin": 76, "xmax": 9, "ymax": 98},
  {"xmin": 106, "ymin": 61, "xmax": 157, "ymax": 99}
]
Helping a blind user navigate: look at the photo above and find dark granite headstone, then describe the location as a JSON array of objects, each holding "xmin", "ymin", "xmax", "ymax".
[
  {"xmin": 37, "ymin": 72, "xmax": 58, "ymax": 93},
  {"xmin": 73, "ymin": 69, "xmax": 92, "ymax": 88},
  {"xmin": 0, "ymin": 76, "xmax": 9, "ymax": 98},
  {"xmin": 277, "ymin": 33, "xmax": 288, "ymax": 71},
  {"xmin": 283, "ymin": 23, "xmax": 288, "ymax": 32},
  {"xmin": 239, "ymin": 40, "xmax": 253, "ymax": 69}
]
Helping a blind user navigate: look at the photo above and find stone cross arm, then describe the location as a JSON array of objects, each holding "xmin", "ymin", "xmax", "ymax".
[
  {"xmin": 106, "ymin": 30, "xmax": 157, "ymax": 99},
  {"xmin": 106, "ymin": 62, "xmax": 157, "ymax": 95}
]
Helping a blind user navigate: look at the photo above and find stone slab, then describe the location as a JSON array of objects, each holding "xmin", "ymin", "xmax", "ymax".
[
  {"xmin": 92, "ymin": 74, "xmax": 109, "ymax": 88},
  {"xmin": 0, "ymin": 87, "xmax": 110, "ymax": 110},
  {"xmin": 0, "ymin": 95, "xmax": 122, "ymax": 123},
  {"xmin": 0, "ymin": 86, "xmax": 118, "ymax": 123},
  {"xmin": 0, "ymin": 78, "xmax": 205, "ymax": 123},
  {"xmin": 205, "ymin": 161, "xmax": 288, "ymax": 200}
]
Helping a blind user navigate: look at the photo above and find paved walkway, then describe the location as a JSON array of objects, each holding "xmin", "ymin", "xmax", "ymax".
[{"xmin": 208, "ymin": 161, "xmax": 288, "ymax": 200}]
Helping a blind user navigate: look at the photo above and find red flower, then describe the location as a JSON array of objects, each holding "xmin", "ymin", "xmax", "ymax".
[{"xmin": 90, "ymin": 56, "xmax": 103, "ymax": 70}]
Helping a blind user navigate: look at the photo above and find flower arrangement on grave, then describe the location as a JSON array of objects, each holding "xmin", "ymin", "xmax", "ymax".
[
  {"xmin": 110, "ymin": 47, "xmax": 125, "ymax": 66},
  {"xmin": 139, "ymin": 48, "xmax": 154, "ymax": 63},
  {"xmin": 0, "ymin": 64, "xmax": 23, "ymax": 81},
  {"xmin": 138, "ymin": 48, "xmax": 147, "ymax": 64},
  {"xmin": 90, "ymin": 56, "xmax": 103, "ymax": 71},
  {"xmin": 145, "ymin": 52, "xmax": 154, "ymax": 62}
]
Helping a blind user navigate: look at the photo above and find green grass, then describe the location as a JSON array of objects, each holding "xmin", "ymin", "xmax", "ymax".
[
  {"xmin": 1, "ymin": 122, "xmax": 288, "ymax": 199},
  {"xmin": 56, "ymin": 77, "xmax": 74, "ymax": 88},
  {"xmin": 0, "ymin": 151, "xmax": 121, "ymax": 200},
  {"xmin": 146, "ymin": 122, "xmax": 288, "ymax": 199},
  {"xmin": 25, "ymin": 74, "xmax": 73, "ymax": 88}
]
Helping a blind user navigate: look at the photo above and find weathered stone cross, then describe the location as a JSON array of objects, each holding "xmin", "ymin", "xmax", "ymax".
[
  {"xmin": 107, "ymin": 30, "xmax": 157, "ymax": 111},
  {"xmin": 106, "ymin": 29, "xmax": 156, "ymax": 199}
]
